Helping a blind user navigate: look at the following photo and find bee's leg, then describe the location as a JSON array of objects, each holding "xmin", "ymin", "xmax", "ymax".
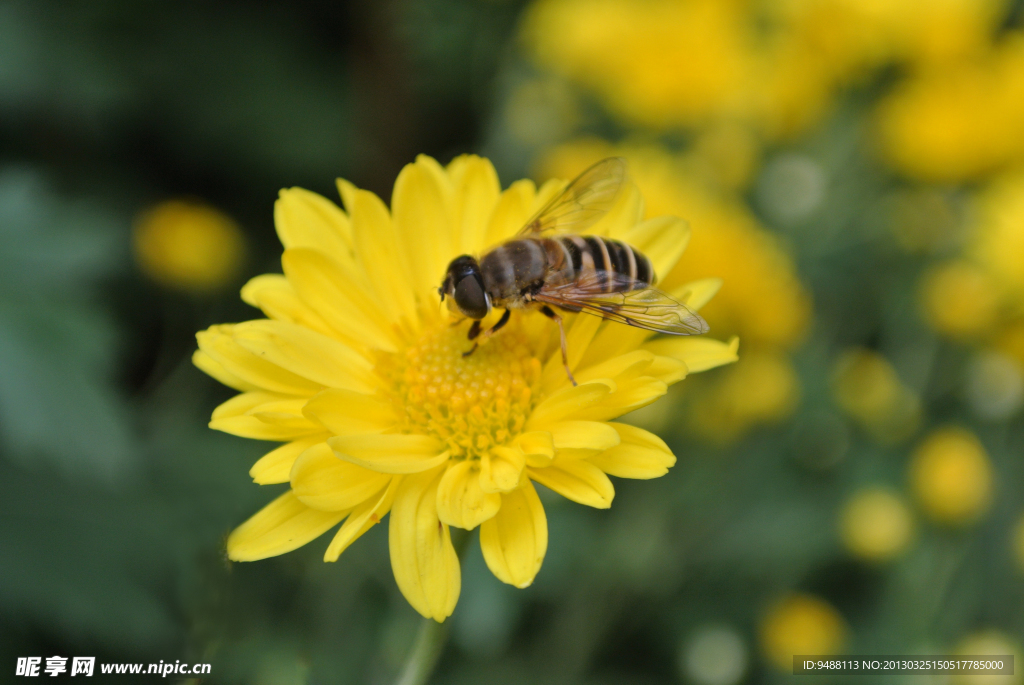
[
  {"xmin": 541, "ymin": 305, "xmax": 577, "ymax": 386},
  {"xmin": 481, "ymin": 309, "xmax": 511, "ymax": 341},
  {"xmin": 463, "ymin": 320, "xmax": 483, "ymax": 357}
]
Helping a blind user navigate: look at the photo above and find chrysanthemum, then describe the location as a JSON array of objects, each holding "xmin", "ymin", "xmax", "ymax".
[{"xmin": 195, "ymin": 155, "xmax": 737, "ymax": 621}]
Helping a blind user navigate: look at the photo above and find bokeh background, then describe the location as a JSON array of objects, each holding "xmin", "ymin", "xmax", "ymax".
[{"xmin": 2, "ymin": 1, "xmax": 1024, "ymax": 683}]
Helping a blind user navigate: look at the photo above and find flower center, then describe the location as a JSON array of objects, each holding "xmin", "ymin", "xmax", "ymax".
[{"xmin": 379, "ymin": 320, "xmax": 542, "ymax": 461}]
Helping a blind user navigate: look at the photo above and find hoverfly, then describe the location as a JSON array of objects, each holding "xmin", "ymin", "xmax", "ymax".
[{"xmin": 438, "ymin": 157, "xmax": 708, "ymax": 386}]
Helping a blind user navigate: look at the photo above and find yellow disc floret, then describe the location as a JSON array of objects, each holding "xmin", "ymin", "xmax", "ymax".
[{"xmin": 379, "ymin": 320, "xmax": 542, "ymax": 461}]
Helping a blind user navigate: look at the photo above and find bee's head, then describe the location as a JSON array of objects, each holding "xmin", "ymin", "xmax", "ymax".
[{"xmin": 439, "ymin": 255, "xmax": 490, "ymax": 320}]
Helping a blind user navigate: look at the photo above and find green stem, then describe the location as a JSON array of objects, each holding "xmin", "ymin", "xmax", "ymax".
[
  {"xmin": 394, "ymin": 618, "xmax": 448, "ymax": 685},
  {"xmin": 394, "ymin": 528, "xmax": 472, "ymax": 685}
]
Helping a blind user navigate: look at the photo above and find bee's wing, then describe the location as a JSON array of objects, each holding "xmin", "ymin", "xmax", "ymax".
[
  {"xmin": 534, "ymin": 270, "xmax": 709, "ymax": 336},
  {"xmin": 516, "ymin": 157, "xmax": 627, "ymax": 237}
]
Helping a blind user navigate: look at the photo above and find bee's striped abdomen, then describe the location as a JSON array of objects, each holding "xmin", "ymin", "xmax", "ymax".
[{"xmin": 548, "ymin": 235, "xmax": 654, "ymax": 291}]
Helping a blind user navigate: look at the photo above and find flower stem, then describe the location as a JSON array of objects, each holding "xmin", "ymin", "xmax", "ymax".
[
  {"xmin": 393, "ymin": 528, "xmax": 471, "ymax": 685},
  {"xmin": 394, "ymin": 618, "xmax": 448, "ymax": 685}
]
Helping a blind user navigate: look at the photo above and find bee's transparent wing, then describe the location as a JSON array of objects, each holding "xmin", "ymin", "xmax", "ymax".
[
  {"xmin": 516, "ymin": 157, "xmax": 627, "ymax": 237},
  {"xmin": 534, "ymin": 270, "xmax": 708, "ymax": 335}
]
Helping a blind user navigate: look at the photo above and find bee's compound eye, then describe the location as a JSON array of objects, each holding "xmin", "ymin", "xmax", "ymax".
[{"xmin": 454, "ymin": 275, "xmax": 489, "ymax": 319}]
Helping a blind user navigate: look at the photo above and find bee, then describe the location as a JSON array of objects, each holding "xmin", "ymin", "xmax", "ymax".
[{"xmin": 438, "ymin": 157, "xmax": 708, "ymax": 386}]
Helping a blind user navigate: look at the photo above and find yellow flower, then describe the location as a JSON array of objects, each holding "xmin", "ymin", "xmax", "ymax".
[
  {"xmin": 875, "ymin": 33, "xmax": 1024, "ymax": 183},
  {"xmin": 133, "ymin": 200, "xmax": 245, "ymax": 292},
  {"xmin": 522, "ymin": 0, "xmax": 755, "ymax": 130},
  {"xmin": 919, "ymin": 260, "xmax": 1002, "ymax": 339},
  {"xmin": 909, "ymin": 427, "xmax": 993, "ymax": 526},
  {"xmin": 839, "ymin": 487, "xmax": 914, "ymax": 562},
  {"xmin": 759, "ymin": 594, "xmax": 846, "ymax": 671},
  {"xmin": 831, "ymin": 348, "xmax": 921, "ymax": 443},
  {"xmin": 195, "ymin": 155, "xmax": 737, "ymax": 621},
  {"xmin": 971, "ymin": 171, "xmax": 1024, "ymax": 300}
]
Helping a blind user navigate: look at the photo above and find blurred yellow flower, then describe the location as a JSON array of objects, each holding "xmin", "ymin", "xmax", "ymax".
[
  {"xmin": 909, "ymin": 427, "xmax": 992, "ymax": 526},
  {"xmin": 523, "ymin": 0, "xmax": 1010, "ymax": 141},
  {"xmin": 687, "ymin": 349, "xmax": 800, "ymax": 444},
  {"xmin": 195, "ymin": 155, "xmax": 737, "ymax": 621},
  {"xmin": 759, "ymin": 594, "xmax": 846, "ymax": 671},
  {"xmin": 971, "ymin": 171, "xmax": 1024, "ymax": 300},
  {"xmin": 839, "ymin": 487, "xmax": 914, "ymax": 561},
  {"xmin": 773, "ymin": 0, "xmax": 1009, "ymax": 70},
  {"xmin": 522, "ymin": 0, "xmax": 754, "ymax": 130},
  {"xmin": 831, "ymin": 348, "xmax": 921, "ymax": 443},
  {"xmin": 953, "ymin": 631, "xmax": 1023, "ymax": 685},
  {"xmin": 875, "ymin": 33, "xmax": 1024, "ymax": 183},
  {"xmin": 133, "ymin": 200, "xmax": 245, "ymax": 292},
  {"xmin": 919, "ymin": 260, "xmax": 1002, "ymax": 339}
]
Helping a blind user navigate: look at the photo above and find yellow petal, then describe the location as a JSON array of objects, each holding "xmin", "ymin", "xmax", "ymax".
[
  {"xmin": 480, "ymin": 481, "xmax": 547, "ymax": 588},
  {"xmin": 644, "ymin": 336, "xmax": 740, "ymax": 373},
  {"xmin": 480, "ymin": 446, "xmax": 526, "ymax": 493},
  {"xmin": 540, "ymin": 313, "xmax": 603, "ymax": 393},
  {"xmin": 647, "ymin": 355, "xmax": 688, "ymax": 384},
  {"xmin": 247, "ymin": 397, "xmax": 317, "ymax": 429},
  {"xmin": 197, "ymin": 326, "xmax": 321, "ymax": 396},
  {"xmin": 576, "ymin": 324, "xmax": 652, "ymax": 370},
  {"xmin": 391, "ymin": 157, "xmax": 455, "ymax": 309},
  {"xmin": 232, "ymin": 319, "xmax": 377, "ymax": 393},
  {"xmin": 275, "ymin": 187, "xmax": 353, "ymax": 256},
  {"xmin": 281, "ymin": 248, "xmax": 398, "ymax": 352},
  {"xmin": 591, "ymin": 181, "xmax": 644, "ymax": 239},
  {"xmin": 573, "ymin": 377, "xmax": 668, "ymax": 422},
  {"xmin": 336, "ymin": 177, "xmax": 357, "ymax": 214},
  {"xmin": 227, "ymin": 491, "xmax": 348, "ymax": 561},
  {"xmin": 514, "ymin": 431, "xmax": 554, "ymax": 468},
  {"xmin": 588, "ymin": 423, "xmax": 677, "ymax": 479},
  {"xmin": 389, "ymin": 467, "xmax": 461, "ymax": 621},
  {"xmin": 526, "ymin": 379, "xmax": 615, "ymax": 427},
  {"xmin": 303, "ymin": 388, "xmax": 399, "ymax": 436},
  {"xmin": 670, "ymin": 277, "xmax": 722, "ymax": 311},
  {"xmin": 484, "ymin": 178, "xmax": 536, "ymax": 247},
  {"xmin": 291, "ymin": 442, "xmax": 393, "ymax": 511},
  {"xmin": 350, "ymin": 188, "xmax": 418, "ymax": 326},
  {"xmin": 250, "ymin": 436, "xmax": 328, "ymax": 484},
  {"xmin": 240, "ymin": 274, "xmax": 334, "ymax": 336},
  {"xmin": 575, "ymin": 350, "xmax": 654, "ymax": 385},
  {"xmin": 622, "ymin": 215, "xmax": 690, "ymax": 282},
  {"xmin": 328, "ymin": 434, "xmax": 449, "ymax": 474},
  {"xmin": 324, "ymin": 476, "xmax": 401, "ymax": 561},
  {"xmin": 546, "ymin": 420, "xmax": 620, "ymax": 459},
  {"xmin": 436, "ymin": 460, "xmax": 501, "ymax": 530},
  {"xmin": 531, "ymin": 177, "xmax": 567, "ymax": 214},
  {"xmin": 447, "ymin": 154, "xmax": 500, "ymax": 254},
  {"xmin": 192, "ymin": 349, "xmax": 260, "ymax": 392},
  {"xmin": 528, "ymin": 460, "xmax": 615, "ymax": 509},
  {"xmin": 209, "ymin": 392, "xmax": 321, "ymax": 440}
]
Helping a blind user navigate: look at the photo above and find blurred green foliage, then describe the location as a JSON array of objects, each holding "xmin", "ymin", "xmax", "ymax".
[{"xmin": 2, "ymin": 1, "xmax": 1024, "ymax": 685}]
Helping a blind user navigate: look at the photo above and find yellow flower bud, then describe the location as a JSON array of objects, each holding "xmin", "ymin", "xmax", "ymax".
[
  {"xmin": 909, "ymin": 427, "xmax": 992, "ymax": 526},
  {"xmin": 759, "ymin": 594, "xmax": 846, "ymax": 671},
  {"xmin": 919, "ymin": 260, "xmax": 1001, "ymax": 340},
  {"xmin": 134, "ymin": 200, "xmax": 245, "ymax": 292},
  {"xmin": 839, "ymin": 487, "xmax": 914, "ymax": 562}
]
